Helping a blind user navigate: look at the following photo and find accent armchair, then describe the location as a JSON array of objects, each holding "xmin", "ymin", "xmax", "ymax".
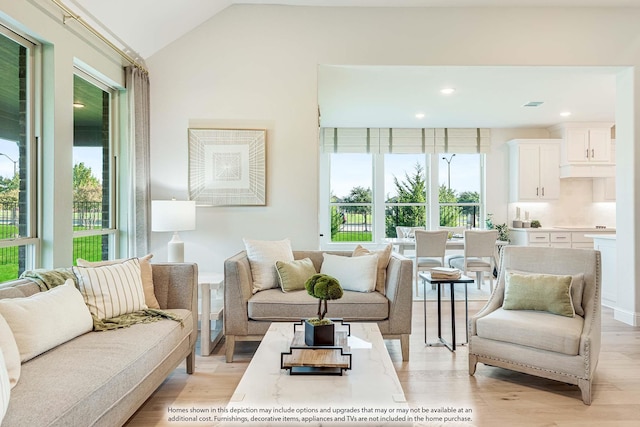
[{"xmin": 468, "ymin": 246, "xmax": 601, "ymax": 405}]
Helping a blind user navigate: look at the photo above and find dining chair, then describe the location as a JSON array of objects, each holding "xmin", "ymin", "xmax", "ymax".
[
  {"xmin": 395, "ymin": 226, "xmax": 425, "ymax": 238},
  {"xmin": 413, "ymin": 230, "xmax": 449, "ymax": 294},
  {"xmin": 448, "ymin": 229, "xmax": 499, "ymax": 292}
]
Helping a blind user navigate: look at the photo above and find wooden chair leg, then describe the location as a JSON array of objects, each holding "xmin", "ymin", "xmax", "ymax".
[
  {"xmin": 400, "ymin": 334, "xmax": 410, "ymax": 361},
  {"xmin": 225, "ymin": 335, "xmax": 236, "ymax": 363},
  {"xmin": 469, "ymin": 354, "xmax": 478, "ymax": 375},
  {"xmin": 476, "ymin": 271, "xmax": 482, "ymax": 290},
  {"xmin": 578, "ymin": 378, "xmax": 592, "ymax": 405}
]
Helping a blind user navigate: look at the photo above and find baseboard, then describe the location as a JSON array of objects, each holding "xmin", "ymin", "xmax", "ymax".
[{"xmin": 613, "ymin": 307, "xmax": 640, "ymax": 326}]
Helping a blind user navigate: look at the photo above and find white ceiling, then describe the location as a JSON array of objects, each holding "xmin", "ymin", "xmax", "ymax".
[
  {"xmin": 318, "ymin": 65, "xmax": 620, "ymax": 128},
  {"xmin": 66, "ymin": 1, "xmax": 629, "ymax": 128}
]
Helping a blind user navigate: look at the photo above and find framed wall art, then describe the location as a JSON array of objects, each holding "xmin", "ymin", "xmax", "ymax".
[{"xmin": 188, "ymin": 128, "xmax": 266, "ymax": 206}]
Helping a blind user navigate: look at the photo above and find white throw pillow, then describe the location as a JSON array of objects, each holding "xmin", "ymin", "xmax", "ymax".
[
  {"xmin": 0, "ymin": 349, "xmax": 10, "ymax": 424},
  {"xmin": 0, "ymin": 280, "xmax": 93, "ymax": 362},
  {"xmin": 73, "ymin": 258, "xmax": 148, "ymax": 320},
  {"xmin": 243, "ymin": 238, "xmax": 294, "ymax": 293},
  {"xmin": 0, "ymin": 314, "xmax": 20, "ymax": 388},
  {"xmin": 76, "ymin": 254, "xmax": 159, "ymax": 309},
  {"xmin": 320, "ymin": 253, "xmax": 378, "ymax": 293}
]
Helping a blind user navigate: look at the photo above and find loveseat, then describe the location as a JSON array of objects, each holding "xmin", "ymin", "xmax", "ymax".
[
  {"xmin": 0, "ymin": 262, "xmax": 198, "ymax": 427},
  {"xmin": 224, "ymin": 250, "xmax": 413, "ymax": 362}
]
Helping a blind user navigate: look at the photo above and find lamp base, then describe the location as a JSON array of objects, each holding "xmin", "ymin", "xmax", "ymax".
[{"xmin": 167, "ymin": 232, "xmax": 184, "ymax": 263}]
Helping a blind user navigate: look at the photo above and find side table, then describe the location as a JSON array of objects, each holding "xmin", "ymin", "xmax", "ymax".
[
  {"xmin": 199, "ymin": 272, "xmax": 224, "ymax": 356},
  {"xmin": 419, "ymin": 271, "xmax": 474, "ymax": 352}
]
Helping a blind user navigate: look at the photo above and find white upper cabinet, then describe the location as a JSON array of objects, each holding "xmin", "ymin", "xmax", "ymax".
[
  {"xmin": 548, "ymin": 122, "xmax": 615, "ymax": 178},
  {"xmin": 508, "ymin": 139, "xmax": 561, "ymax": 202}
]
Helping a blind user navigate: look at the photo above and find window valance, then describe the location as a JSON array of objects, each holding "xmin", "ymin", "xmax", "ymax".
[{"xmin": 320, "ymin": 127, "xmax": 491, "ymax": 154}]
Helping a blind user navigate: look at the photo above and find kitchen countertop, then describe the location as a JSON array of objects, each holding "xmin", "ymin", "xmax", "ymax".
[
  {"xmin": 585, "ymin": 234, "xmax": 616, "ymax": 240},
  {"xmin": 510, "ymin": 227, "xmax": 616, "ymax": 232}
]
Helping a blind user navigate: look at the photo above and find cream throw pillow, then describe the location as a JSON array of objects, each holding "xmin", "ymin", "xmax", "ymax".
[
  {"xmin": 0, "ymin": 350, "xmax": 9, "ymax": 424},
  {"xmin": 76, "ymin": 254, "xmax": 159, "ymax": 309},
  {"xmin": 0, "ymin": 280, "xmax": 93, "ymax": 362},
  {"xmin": 352, "ymin": 244, "xmax": 392, "ymax": 294},
  {"xmin": 275, "ymin": 258, "xmax": 317, "ymax": 292},
  {"xmin": 73, "ymin": 258, "xmax": 147, "ymax": 320},
  {"xmin": 320, "ymin": 253, "xmax": 378, "ymax": 293},
  {"xmin": 0, "ymin": 314, "xmax": 20, "ymax": 388},
  {"xmin": 503, "ymin": 271, "xmax": 575, "ymax": 317},
  {"xmin": 243, "ymin": 238, "xmax": 294, "ymax": 293}
]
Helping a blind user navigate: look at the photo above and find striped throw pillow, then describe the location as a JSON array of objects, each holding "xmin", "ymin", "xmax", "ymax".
[{"xmin": 73, "ymin": 258, "xmax": 147, "ymax": 320}]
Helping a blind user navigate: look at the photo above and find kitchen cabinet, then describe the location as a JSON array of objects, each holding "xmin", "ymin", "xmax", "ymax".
[
  {"xmin": 509, "ymin": 228, "xmax": 615, "ymax": 249},
  {"xmin": 508, "ymin": 139, "xmax": 560, "ymax": 202},
  {"xmin": 548, "ymin": 122, "xmax": 615, "ymax": 178}
]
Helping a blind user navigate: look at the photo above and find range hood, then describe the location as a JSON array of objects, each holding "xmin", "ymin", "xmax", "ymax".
[{"xmin": 560, "ymin": 163, "xmax": 615, "ymax": 179}]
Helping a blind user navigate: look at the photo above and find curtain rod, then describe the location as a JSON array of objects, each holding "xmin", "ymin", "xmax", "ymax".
[{"xmin": 50, "ymin": 0, "xmax": 148, "ymax": 74}]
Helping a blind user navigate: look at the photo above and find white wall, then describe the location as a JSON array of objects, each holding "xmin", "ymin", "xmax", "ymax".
[{"xmin": 148, "ymin": 6, "xmax": 639, "ymax": 284}]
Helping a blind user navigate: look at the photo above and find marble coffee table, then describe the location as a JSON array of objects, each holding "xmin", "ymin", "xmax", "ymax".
[{"xmin": 217, "ymin": 322, "xmax": 411, "ymax": 426}]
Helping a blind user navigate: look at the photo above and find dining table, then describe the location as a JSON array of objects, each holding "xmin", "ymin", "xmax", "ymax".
[{"xmin": 384, "ymin": 236, "xmax": 509, "ymax": 269}]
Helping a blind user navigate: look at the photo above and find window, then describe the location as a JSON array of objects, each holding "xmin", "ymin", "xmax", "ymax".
[
  {"xmin": 439, "ymin": 154, "xmax": 482, "ymax": 228},
  {"xmin": 72, "ymin": 71, "xmax": 116, "ymax": 263},
  {"xmin": 0, "ymin": 27, "xmax": 37, "ymax": 281},
  {"xmin": 320, "ymin": 128, "xmax": 487, "ymax": 248}
]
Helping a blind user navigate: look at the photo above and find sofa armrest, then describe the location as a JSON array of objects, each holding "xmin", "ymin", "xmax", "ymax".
[
  {"xmin": 385, "ymin": 252, "xmax": 413, "ymax": 334},
  {"xmin": 224, "ymin": 251, "xmax": 254, "ymax": 336},
  {"xmin": 151, "ymin": 262, "xmax": 199, "ymax": 353}
]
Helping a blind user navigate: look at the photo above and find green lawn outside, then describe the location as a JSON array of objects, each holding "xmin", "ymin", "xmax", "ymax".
[
  {"xmin": 332, "ymin": 231, "xmax": 372, "ymax": 242},
  {"xmin": 0, "ymin": 227, "xmax": 104, "ymax": 283}
]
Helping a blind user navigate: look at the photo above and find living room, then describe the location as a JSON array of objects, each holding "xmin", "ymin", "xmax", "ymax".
[{"xmin": 1, "ymin": 1, "xmax": 640, "ymax": 426}]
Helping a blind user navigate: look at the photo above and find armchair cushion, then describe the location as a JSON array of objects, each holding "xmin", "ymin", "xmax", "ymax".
[
  {"xmin": 503, "ymin": 271, "xmax": 575, "ymax": 317},
  {"xmin": 476, "ymin": 308, "xmax": 583, "ymax": 355}
]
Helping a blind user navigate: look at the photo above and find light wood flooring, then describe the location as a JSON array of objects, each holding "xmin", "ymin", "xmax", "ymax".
[{"xmin": 126, "ymin": 301, "xmax": 640, "ymax": 426}]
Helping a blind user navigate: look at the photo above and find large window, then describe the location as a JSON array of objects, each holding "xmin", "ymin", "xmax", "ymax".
[
  {"xmin": 72, "ymin": 71, "xmax": 116, "ymax": 263},
  {"xmin": 0, "ymin": 27, "xmax": 37, "ymax": 281},
  {"xmin": 320, "ymin": 128, "xmax": 487, "ymax": 248}
]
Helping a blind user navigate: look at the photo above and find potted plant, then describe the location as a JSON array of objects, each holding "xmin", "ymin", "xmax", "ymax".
[{"xmin": 304, "ymin": 273, "xmax": 344, "ymax": 346}]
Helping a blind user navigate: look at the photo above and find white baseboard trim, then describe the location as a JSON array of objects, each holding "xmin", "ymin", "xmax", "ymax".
[{"xmin": 613, "ymin": 308, "xmax": 640, "ymax": 326}]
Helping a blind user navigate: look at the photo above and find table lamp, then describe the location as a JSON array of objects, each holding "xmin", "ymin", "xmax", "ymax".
[{"xmin": 151, "ymin": 199, "xmax": 196, "ymax": 262}]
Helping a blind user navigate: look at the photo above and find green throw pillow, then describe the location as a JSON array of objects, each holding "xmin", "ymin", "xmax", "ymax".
[
  {"xmin": 503, "ymin": 271, "xmax": 575, "ymax": 317},
  {"xmin": 275, "ymin": 258, "xmax": 317, "ymax": 292}
]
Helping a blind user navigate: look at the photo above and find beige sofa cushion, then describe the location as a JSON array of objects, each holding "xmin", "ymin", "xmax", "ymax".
[
  {"xmin": 0, "ymin": 314, "xmax": 20, "ymax": 388},
  {"xmin": 248, "ymin": 288, "xmax": 389, "ymax": 321},
  {"xmin": 2, "ymin": 309, "xmax": 192, "ymax": 427},
  {"xmin": 77, "ymin": 254, "xmax": 159, "ymax": 309},
  {"xmin": 476, "ymin": 308, "xmax": 583, "ymax": 355},
  {"xmin": 73, "ymin": 258, "xmax": 147, "ymax": 320},
  {"xmin": 0, "ymin": 280, "xmax": 93, "ymax": 362}
]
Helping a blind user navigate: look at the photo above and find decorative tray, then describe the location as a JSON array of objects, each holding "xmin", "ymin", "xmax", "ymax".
[{"xmin": 280, "ymin": 320, "xmax": 352, "ymax": 375}]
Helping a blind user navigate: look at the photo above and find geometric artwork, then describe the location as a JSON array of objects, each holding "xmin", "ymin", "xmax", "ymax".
[{"xmin": 188, "ymin": 128, "xmax": 266, "ymax": 206}]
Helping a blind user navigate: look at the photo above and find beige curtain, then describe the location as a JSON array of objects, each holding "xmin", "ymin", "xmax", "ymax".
[
  {"xmin": 125, "ymin": 66, "xmax": 150, "ymax": 256},
  {"xmin": 321, "ymin": 127, "xmax": 490, "ymax": 154}
]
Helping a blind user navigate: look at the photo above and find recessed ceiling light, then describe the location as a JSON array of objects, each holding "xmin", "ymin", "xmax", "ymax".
[
  {"xmin": 560, "ymin": 111, "xmax": 572, "ymax": 117},
  {"xmin": 73, "ymin": 102, "xmax": 85, "ymax": 108},
  {"xmin": 415, "ymin": 113, "xmax": 425, "ymax": 119},
  {"xmin": 523, "ymin": 101, "xmax": 544, "ymax": 107},
  {"xmin": 440, "ymin": 87, "xmax": 456, "ymax": 95}
]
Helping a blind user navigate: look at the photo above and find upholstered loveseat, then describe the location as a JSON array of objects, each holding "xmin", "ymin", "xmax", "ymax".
[
  {"xmin": 0, "ymin": 262, "xmax": 198, "ymax": 426},
  {"xmin": 224, "ymin": 250, "xmax": 413, "ymax": 362}
]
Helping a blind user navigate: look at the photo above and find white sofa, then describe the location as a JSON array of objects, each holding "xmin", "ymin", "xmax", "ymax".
[{"xmin": 0, "ymin": 263, "xmax": 198, "ymax": 426}]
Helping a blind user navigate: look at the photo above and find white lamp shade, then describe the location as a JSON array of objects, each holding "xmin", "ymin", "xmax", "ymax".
[{"xmin": 151, "ymin": 200, "xmax": 196, "ymax": 232}]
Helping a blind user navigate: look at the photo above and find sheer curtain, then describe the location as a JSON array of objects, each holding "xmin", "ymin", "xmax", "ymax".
[{"xmin": 125, "ymin": 66, "xmax": 150, "ymax": 256}]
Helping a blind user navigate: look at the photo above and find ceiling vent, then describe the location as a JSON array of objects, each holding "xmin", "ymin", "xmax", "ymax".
[{"xmin": 523, "ymin": 101, "xmax": 544, "ymax": 107}]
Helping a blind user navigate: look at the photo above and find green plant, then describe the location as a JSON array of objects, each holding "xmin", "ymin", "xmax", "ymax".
[
  {"xmin": 304, "ymin": 273, "xmax": 344, "ymax": 323},
  {"xmin": 494, "ymin": 223, "xmax": 510, "ymax": 243},
  {"xmin": 531, "ymin": 220, "xmax": 541, "ymax": 228}
]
